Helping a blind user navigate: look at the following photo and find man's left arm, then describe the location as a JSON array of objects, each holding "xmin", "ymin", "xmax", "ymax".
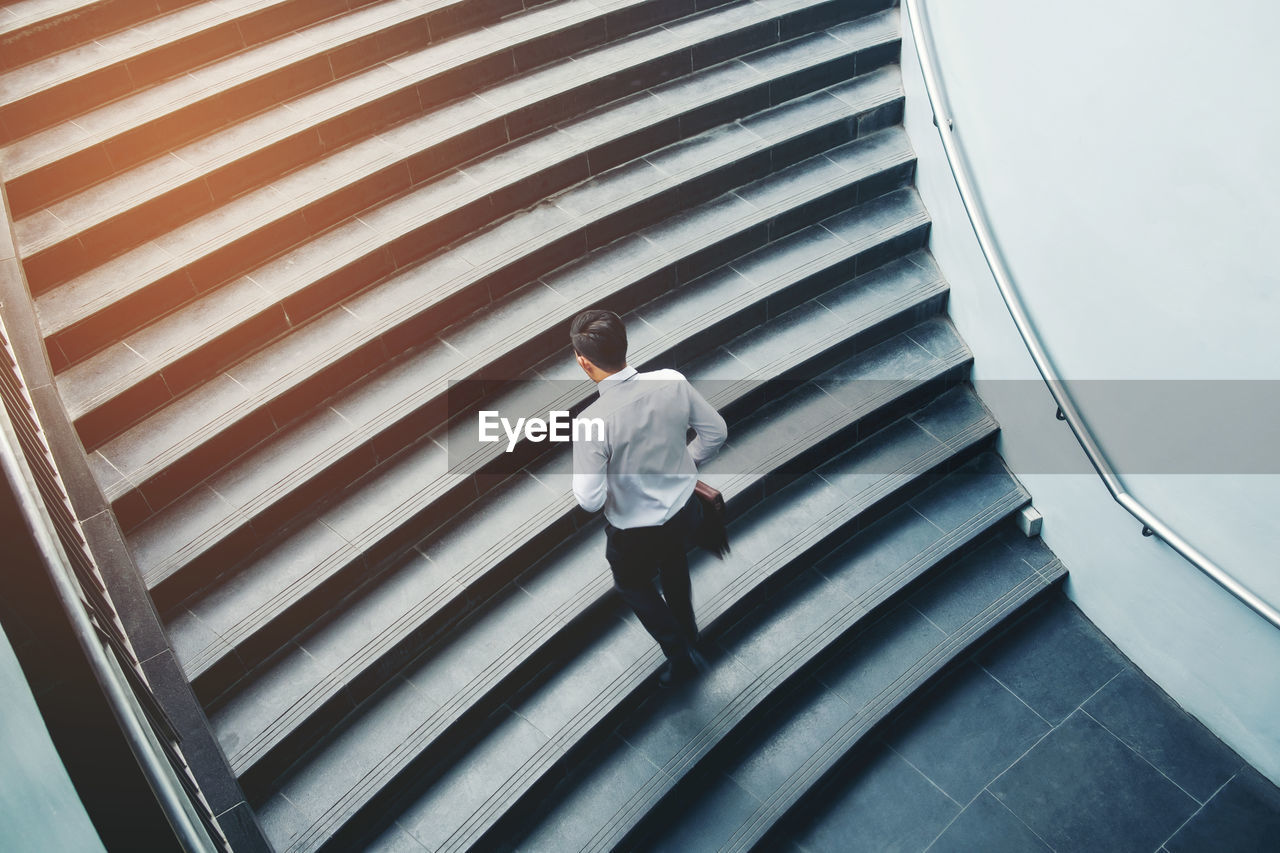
[{"xmin": 684, "ymin": 379, "xmax": 728, "ymax": 467}]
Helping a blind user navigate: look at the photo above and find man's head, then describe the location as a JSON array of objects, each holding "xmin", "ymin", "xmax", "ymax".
[{"xmin": 570, "ymin": 309, "xmax": 627, "ymax": 381}]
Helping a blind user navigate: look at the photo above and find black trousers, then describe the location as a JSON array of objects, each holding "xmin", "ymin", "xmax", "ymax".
[{"xmin": 604, "ymin": 493, "xmax": 703, "ymax": 661}]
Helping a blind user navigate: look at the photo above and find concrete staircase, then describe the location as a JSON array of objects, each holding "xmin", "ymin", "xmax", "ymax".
[{"xmin": 2, "ymin": 1, "xmax": 1068, "ymax": 849}]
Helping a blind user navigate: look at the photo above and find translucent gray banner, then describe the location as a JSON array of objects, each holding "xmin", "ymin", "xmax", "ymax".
[{"xmin": 442, "ymin": 378, "xmax": 1280, "ymax": 475}]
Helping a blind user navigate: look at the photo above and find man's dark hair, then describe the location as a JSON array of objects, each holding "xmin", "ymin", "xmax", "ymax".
[{"xmin": 570, "ymin": 309, "xmax": 627, "ymax": 373}]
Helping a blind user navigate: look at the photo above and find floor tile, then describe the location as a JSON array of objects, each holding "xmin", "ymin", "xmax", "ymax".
[
  {"xmin": 886, "ymin": 662, "xmax": 1049, "ymax": 804},
  {"xmin": 1083, "ymin": 667, "xmax": 1242, "ymax": 803},
  {"xmin": 365, "ymin": 822, "xmax": 430, "ymax": 852},
  {"xmin": 813, "ymin": 501, "xmax": 947, "ymax": 603},
  {"xmin": 978, "ymin": 599, "xmax": 1128, "ymax": 724},
  {"xmin": 794, "ymin": 747, "xmax": 959, "ymax": 853},
  {"xmin": 990, "ymin": 710, "xmax": 1198, "ymax": 853},
  {"xmin": 1164, "ymin": 767, "xmax": 1280, "ymax": 853},
  {"xmin": 927, "ymin": 790, "xmax": 1050, "ymax": 853},
  {"xmin": 904, "ymin": 454, "xmax": 1015, "ymax": 535},
  {"xmin": 397, "ymin": 709, "xmax": 548, "ymax": 851},
  {"xmin": 618, "ymin": 652, "xmax": 759, "ymax": 770}
]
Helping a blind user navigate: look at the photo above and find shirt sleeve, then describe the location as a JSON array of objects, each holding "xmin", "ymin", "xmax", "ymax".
[
  {"xmin": 571, "ymin": 417, "xmax": 609, "ymax": 513},
  {"xmin": 684, "ymin": 378, "xmax": 728, "ymax": 467}
]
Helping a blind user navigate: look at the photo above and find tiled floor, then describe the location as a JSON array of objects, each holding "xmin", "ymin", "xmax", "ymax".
[{"xmin": 784, "ymin": 591, "xmax": 1280, "ymax": 852}]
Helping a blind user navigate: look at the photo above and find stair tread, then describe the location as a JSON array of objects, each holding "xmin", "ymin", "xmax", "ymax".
[
  {"xmin": 128, "ymin": 174, "xmax": 924, "ymax": 603},
  {"xmin": 0, "ymin": 0, "xmax": 135, "ymax": 39},
  {"xmin": 393, "ymin": 450, "xmax": 1028, "ymax": 853},
  {"xmin": 195, "ymin": 259, "xmax": 949, "ymax": 782},
  {"xmin": 257, "ymin": 361, "xmax": 991, "ymax": 853},
  {"xmin": 0, "ymin": 0, "xmax": 292, "ymax": 108},
  {"xmin": 50, "ymin": 59, "xmax": 902, "ymax": 427},
  {"xmin": 101, "ymin": 129, "xmax": 917, "ymax": 541},
  {"xmin": 2, "ymin": 0, "xmax": 840, "ymax": 191},
  {"xmin": 165, "ymin": 243, "xmax": 942, "ymax": 681},
  {"xmin": 172, "ymin": 250, "xmax": 942, "ymax": 681},
  {"xmin": 1, "ymin": 0, "xmax": 432, "ymax": 172},
  {"xmin": 631, "ymin": 530, "xmax": 1065, "ymax": 853},
  {"xmin": 32, "ymin": 3, "xmax": 897, "ymax": 355}
]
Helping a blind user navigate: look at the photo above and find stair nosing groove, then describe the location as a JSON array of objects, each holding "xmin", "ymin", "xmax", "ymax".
[
  {"xmin": 0, "ymin": 0, "xmax": 303, "ymax": 108},
  {"xmin": 1, "ymin": 0, "xmax": 558, "ymax": 173},
  {"xmin": 568, "ymin": 478, "xmax": 1028, "ymax": 852},
  {"xmin": 31, "ymin": 7, "xmax": 900, "ymax": 329},
  {"xmin": 206, "ymin": 282, "xmax": 952, "ymax": 772},
  {"xmin": 106, "ymin": 140, "xmax": 920, "ymax": 524},
  {"xmin": 723, "ymin": 558, "xmax": 1067, "ymax": 852},
  {"xmin": 280, "ymin": 384, "xmax": 995, "ymax": 853},
  {"xmin": 218, "ymin": 328, "xmax": 963, "ymax": 779},
  {"xmin": 59, "ymin": 69, "xmax": 904, "ymax": 420},
  {"xmin": 175, "ymin": 248, "xmax": 944, "ymax": 678}
]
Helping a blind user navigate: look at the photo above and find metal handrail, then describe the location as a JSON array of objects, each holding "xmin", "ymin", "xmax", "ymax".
[{"xmin": 901, "ymin": 0, "xmax": 1280, "ymax": 630}]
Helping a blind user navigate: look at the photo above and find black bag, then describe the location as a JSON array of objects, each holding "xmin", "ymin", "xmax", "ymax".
[{"xmin": 692, "ymin": 480, "xmax": 730, "ymax": 559}]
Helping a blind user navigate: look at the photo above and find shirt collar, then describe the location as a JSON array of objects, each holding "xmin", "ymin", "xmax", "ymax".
[{"xmin": 597, "ymin": 365, "xmax": 637, "ymax": 395}]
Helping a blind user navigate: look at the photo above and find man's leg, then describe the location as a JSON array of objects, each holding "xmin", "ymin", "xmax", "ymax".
[
  {"xmin": 657, "ymin": 548, "xmax": 697, "ymax": 645},
  {"xmin": 606, "ymin": 527, "xmax": 689, "ymax": 661},
  {"xmin": 659, "ymin": 494, "xmax": 701, "ymax": 644}
]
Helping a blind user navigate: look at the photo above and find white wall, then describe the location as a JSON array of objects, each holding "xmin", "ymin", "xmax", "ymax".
[
  {"xmin": 0, "ymin": 622, "xmax": 105, "ymax": 851},
  {"xmin": 898, "ymin": 0, "xmax": 1280, "ymax": 780}
]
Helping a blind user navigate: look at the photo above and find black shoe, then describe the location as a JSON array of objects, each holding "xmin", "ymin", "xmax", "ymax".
[{"xmin": 658, "ymin": 651, "xmax": 699, "ymax": 689}]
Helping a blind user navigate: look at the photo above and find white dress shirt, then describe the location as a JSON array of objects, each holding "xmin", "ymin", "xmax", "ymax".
[{"xmin": 572, "ymin": 365, "xmax": 728, "ymax": 529}]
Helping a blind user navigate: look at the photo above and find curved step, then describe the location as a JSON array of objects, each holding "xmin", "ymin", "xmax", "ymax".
[
  {"xmin": 256, "ymin": 351, "xmax": 992, "ymax": 853},
  {"xmin": 633, "ymin": 529, "xmax": 1067, "ymax": 852},
  {"xmin": 103, "ymin": 134, "xmax": 920, "ymax": 558},
  {"xmin": 0, "ymin": 0, "xmax": 204, "ymax": 71},
  {"xmin": 137, "ymin": 179, "xmax": 928, "ymax": 629},
  {"xmin": 171, "ymin": 237, "xmax": 945, "ymax": 694},
  {"xmin": 0, "ymin": 0, "xmax": 358, "ymax": 145},
  {"xmin": 2, "ymin": 0, "xmax": 672, "ymax": 253},
  {"xmin": 56, "ymin": 55, "xmax": 904, "ymax": 449},
  {"xmin": 10, "ymin": 0, "xmax": 857, "ymax": 289},
  {"xmin": 35, "ymin": 8, "xmax": 898, "ymax": 374},
  {"xmin": 197, "ymin": 258, "xmax": 952, "ymax": 797},
  {"xmin": 410, "ymin": 451, "xmax": 1031, "ymax": 853}
]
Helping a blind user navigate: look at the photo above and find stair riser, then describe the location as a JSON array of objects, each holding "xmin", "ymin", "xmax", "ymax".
[
  {"xmin": 318, "ymin": 407, "xmax": 997, "ymax": 853},
  {"xmin": 110, "ymin": 135, "xmax": 916, "ymax": 532},
  {"xmin": 41, "ymin": 18, "xmax": 899, "ymax": 375},
  {"xmin": 471, "ymin": 263, "xmax": 944, "ymax": 507},
  {"xmin": 148, "ymin": 210, "xmax": 928, "ymax": 625},
  {"xmin": 180, "ymin": 257, "xmax": 942, "ymax": 680},
  {"xmin": 0, "ymin": 0, "xmax": 367, "ymax": 147},
  {"xmin": 754, "ymin": 571, "xmax": 1067, "ymax": 851},
  {"xmin": 493, "ymin": 499, "xmax": 1026, "ymax": 852},
  {"xmin": 232, "ymin": 509, "xmax": 590, "ymax": 802},
  {"xmin": 176, "ymin": 248, "xmax": 944, "ymax": 730},
  {"xmin": 11, "ymin": 0, "xmax": 737, "ymax": 260},
  {"xmin": 0, "ymin": 0, "xmax": 208, "ymax": 72},
  {"xmin": 225, "ymin": 353, "xmax": 972, "ymax": 802},
  {"xmin": 738, "ymin": 363, "xmax": 977, "ymax": 524},
  {"xmin": 57, "ymin": 90, "xmax": 901, "ymax": 444}
]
